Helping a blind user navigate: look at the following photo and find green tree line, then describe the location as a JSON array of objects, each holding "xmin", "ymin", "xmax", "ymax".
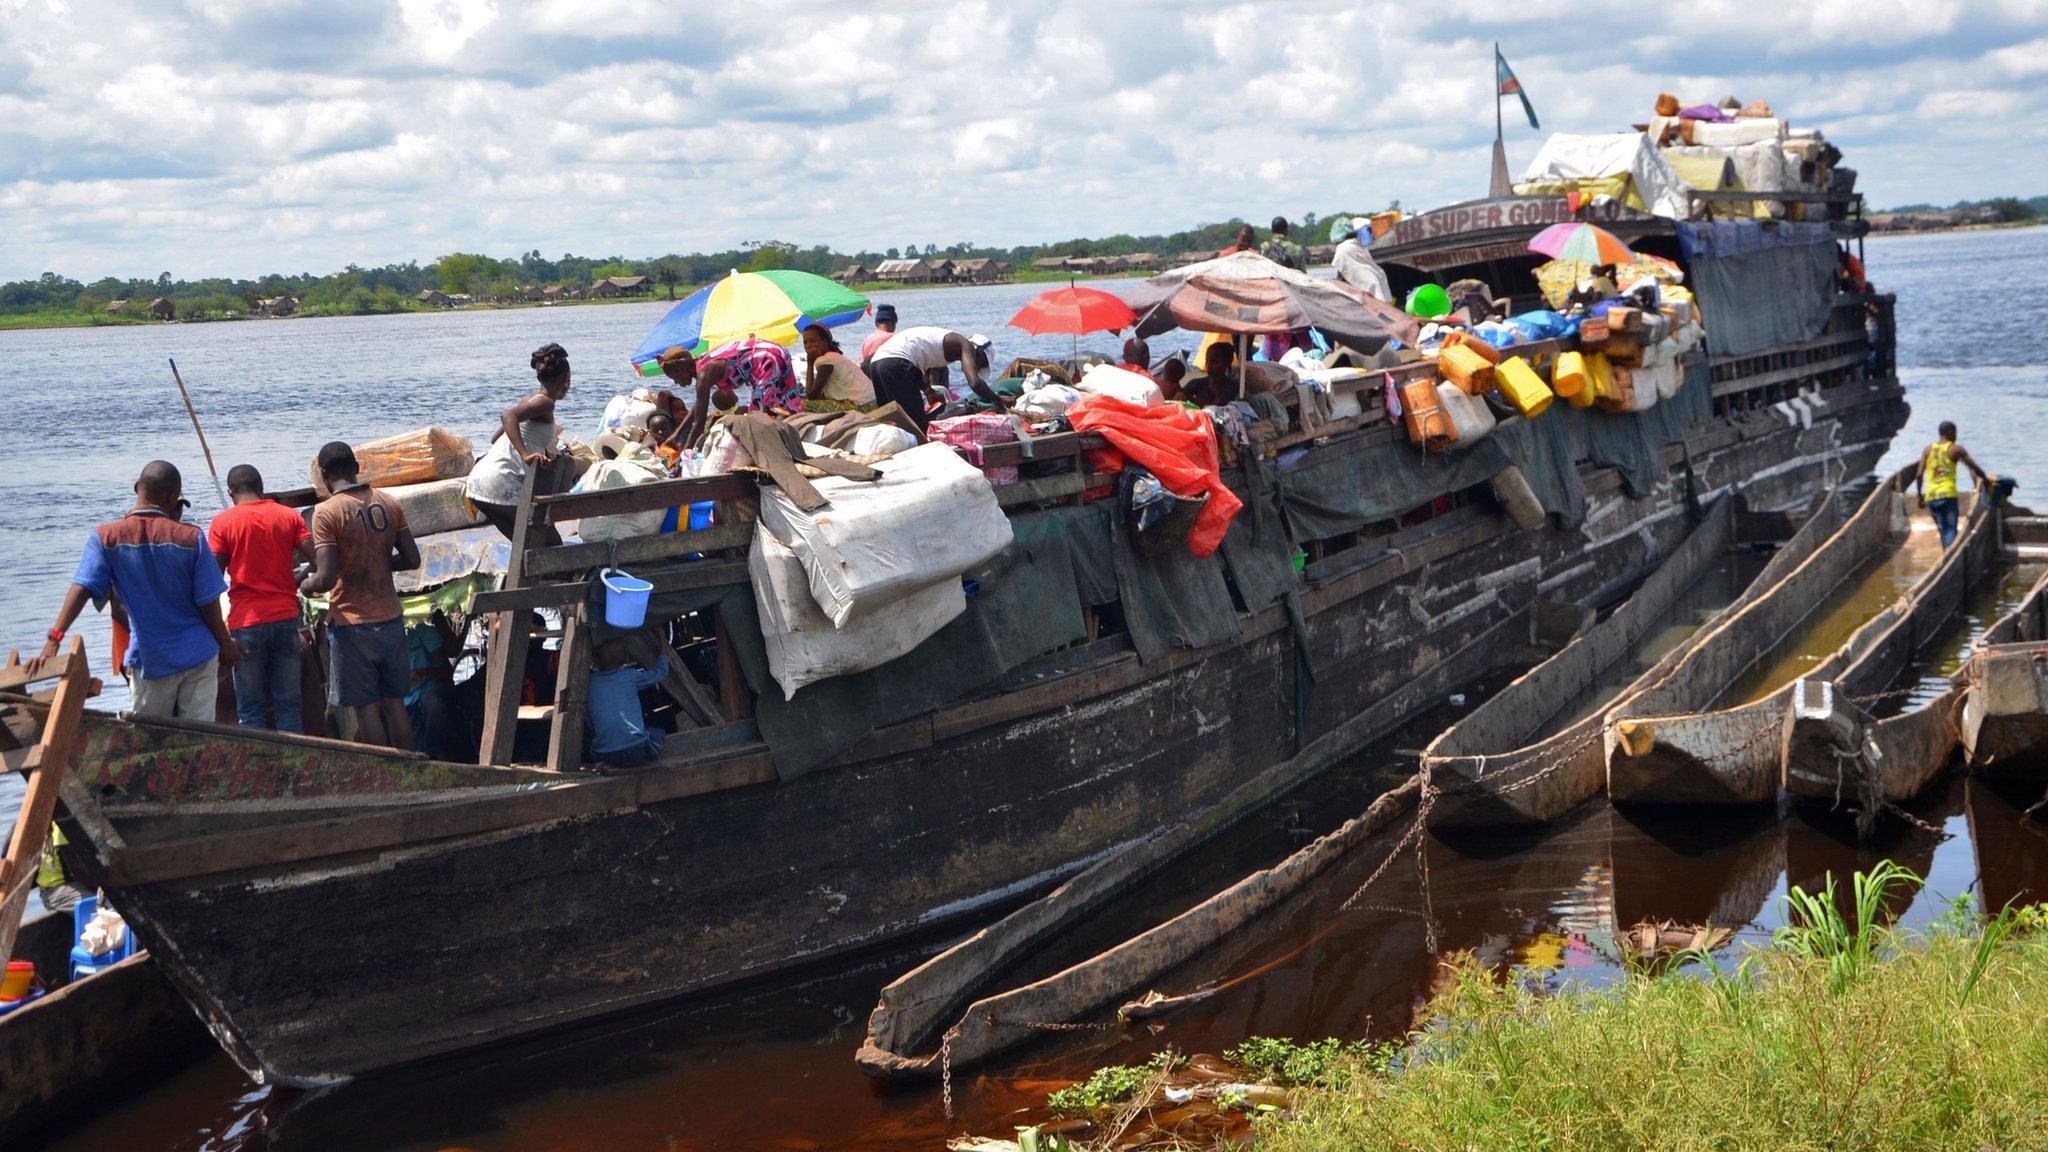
[{"xmin": 0, "ymin": 209, "xmax": 1376, "ymax": 323}]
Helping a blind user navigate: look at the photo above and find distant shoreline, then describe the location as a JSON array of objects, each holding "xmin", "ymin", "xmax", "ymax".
[
  {"xmin": 0, "ymin": 268, "xmax": 1159, "ymax": 333},
  {"xmin": 1866, "ymin": 219, "xmax": 2042, "ymax": 237}
]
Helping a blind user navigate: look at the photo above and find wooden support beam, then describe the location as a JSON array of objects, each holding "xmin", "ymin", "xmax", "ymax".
[
  {"xmin": 524, "ymin": 522, "xmax": 754, "ymax": 578},
  {"xmin": 469, "ymin": 560, "xmax": 750, "ymax": 616},
  {"xmin": 1, "ymin": 639, "xmax": 88, "ymax": 965},
  {"xmin": 477, "ymin": 466, "xmax": 539, "ymax": 766},
  {"xmin": 532, "ymin": 474, "xmax": 755, "ymax": 525},
  {"xmin": 546, "ymin": 603, "xmax": 591, "ymax": 772}
]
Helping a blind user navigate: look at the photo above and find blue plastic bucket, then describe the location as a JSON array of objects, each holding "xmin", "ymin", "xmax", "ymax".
[{"xmin": 601, "ymin": 568, "xmax": 653, "ymax": 628}]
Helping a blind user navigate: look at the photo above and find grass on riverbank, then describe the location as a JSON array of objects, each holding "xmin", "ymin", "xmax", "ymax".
[
  {"xmin": 1259, "ymin": 878, "xmax": 2048, "ymax": 1152},
  {"xmin": 0, "ymin": 311, "xmax": 147, "ymax": 330}
]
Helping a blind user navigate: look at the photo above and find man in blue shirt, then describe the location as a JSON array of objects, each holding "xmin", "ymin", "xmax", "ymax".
[
  {"xmin": 587, "ymin": 631, "xmax": 669, "ymax": 768},
  {"xmin": 28, "ymin": 461, "xmax": 238, "ymax": 719}
]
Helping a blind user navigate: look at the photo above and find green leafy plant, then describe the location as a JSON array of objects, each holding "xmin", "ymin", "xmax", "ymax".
[
  {"xmin": 1045, "ymin": 1050, "xmax": 1180, "ymax": 1116},
  {"xmin": 1773, "ymin": 860, "xmax": 1921, "ymax": 992},
  {"xmin": 1224, "ymin": 1036, "xmax": 1391, "ymax": 1088}
]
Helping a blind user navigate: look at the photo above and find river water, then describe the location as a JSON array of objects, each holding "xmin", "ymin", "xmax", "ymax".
[{"xmin": 10, "ymin": 227, "xmax": 2048, "ymax": 1150}]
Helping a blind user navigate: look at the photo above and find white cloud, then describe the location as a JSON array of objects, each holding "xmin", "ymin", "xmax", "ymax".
[
  {"xmin": 399, "ymin": 0, "xmax": 499, "ymax": 62},
  {"xmin": 2, "ymin": 1, "xmax": 2047, "ymax": 281}
]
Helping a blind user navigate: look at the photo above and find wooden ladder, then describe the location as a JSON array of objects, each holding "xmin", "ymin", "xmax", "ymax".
[{"xmin": 1, "ymin": 639, "xmax": 90, "ymax": 965}]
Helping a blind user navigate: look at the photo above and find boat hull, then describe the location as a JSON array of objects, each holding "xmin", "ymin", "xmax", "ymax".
[
  {"xmin": 1960, "ymin": 644, "xmax": 2048, "ymax": 780},
  {"xmin": 58, "ymin": 378, "xmax": 1907, "ymax": 1084}
]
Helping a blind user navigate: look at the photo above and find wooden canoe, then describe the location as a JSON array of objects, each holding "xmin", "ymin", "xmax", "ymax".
[
  {"xmin": 1606, "ymin": 466, "xmax": 1942, "ymax": 806},
  {"xmin": 0, "ymin": 911, "xmax": 208, "ymax": 1145},
  {"xmin": 1956, "ymin": 563, "xmax": 2048, "ymax": 780},
  {"xmin": 1426, "ymin": 488, "xmax": 1835, "ymax": 829},
  {"xmin": 1781, "ymin": 492, "xmax": 2003, "ymax": 833}
]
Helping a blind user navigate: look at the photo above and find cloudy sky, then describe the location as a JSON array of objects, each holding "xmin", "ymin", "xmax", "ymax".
[{"xmin": 4, "ymin": 0, "xmax": 2047, "ymax": 282}]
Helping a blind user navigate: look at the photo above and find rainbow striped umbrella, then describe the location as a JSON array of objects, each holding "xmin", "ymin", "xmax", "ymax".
[
  {"xmin": 1527, "ymin": 222, "xmax": 1637, "ymax": 265},
  {"xmin": 631, "ymin": 269, "xmax": 869, "ymax": 377}
]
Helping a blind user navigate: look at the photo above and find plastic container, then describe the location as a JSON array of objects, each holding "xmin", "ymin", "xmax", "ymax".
[
  {"xmin": 1400, "ymin": 377, "xmax": 1454, "ymax": 450},
  {"xmin": 1443, "ymin": 329, "xmax": 1502, "ymax": 365},
  {"xmin": 1405, "ymin": 284, "xmax": 1451, "ymax": 318},
  {"xmin": 1436, "ymin": 381, "xmax": 1496, "ymax": 448},
  {"xmin": 1597, "ymin": 363, "xmax": 1638, "ymax": 412},
  {"xmin": 1490, "ymin": 466, "xmax": 1547, "ymax": 531},
  {"xmin": 1553, "ymin": 350, "xmax": 1591, "ymax": 402},
  {"xmin": 601, "ymin": 568, "xmax": 654, "ymax": 628},
  {"xmin": 1493, "ymin": 356, "xmax": 1554, "ymax": 419},
  {"xmin": 1437, "ymin": 342, "xmax": 1496, "ymax": 396},
  {"xmin": 1586, "ymin": 353, "xmax": 1617, "ymax": 407},
  {"xmin": 69, "ymin": 895, "xmax": 135, "ymax": 981},
  {"xmin": 1, "ymin": 960, "xmax": 32, "ymax": 999}
]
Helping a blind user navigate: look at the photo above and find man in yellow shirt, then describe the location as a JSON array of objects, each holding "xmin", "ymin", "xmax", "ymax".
[{"xmin": 1913, "ymin": 421, "xmax": 1989, "ymax": 548}]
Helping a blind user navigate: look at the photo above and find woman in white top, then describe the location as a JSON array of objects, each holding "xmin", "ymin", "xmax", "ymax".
[
  {"xmin": 799, "ymin": 324, "xmax": 877, "ymax": 413},
  {"xmin": 465, "ymin": 342, "xmax": 585, "ymax": 547}
]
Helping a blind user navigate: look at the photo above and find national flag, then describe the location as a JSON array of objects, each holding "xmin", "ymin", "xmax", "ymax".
[{"xmin": 1496, "ymin": 48, "xmax": 1539, "ymax": 131}]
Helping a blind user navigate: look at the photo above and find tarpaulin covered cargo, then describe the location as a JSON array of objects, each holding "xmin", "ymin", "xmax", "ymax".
[
  {"xmin": 757, "ymin": 442, "xmax": 1012, "ymax": 628},
  {"xmin": 1515, "ymin": 133, "xmax": 1691, "ymax": 220},
  {"xmin": 1679, "ymin": 220, "xmax": 1839, "ymax": 357},
  {"xmin": 750, "ymin": 528, "xmax": 966, "ymax": 700}
]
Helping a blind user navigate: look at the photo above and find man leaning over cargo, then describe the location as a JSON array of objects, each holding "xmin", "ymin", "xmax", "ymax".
[
  {"xmin": 27, "ymin": 461, "xmax": 238, "ymax": 717},
  {"xmin": 1914, "ymin": 421, "xmax": 1991, "ymax": 549}
]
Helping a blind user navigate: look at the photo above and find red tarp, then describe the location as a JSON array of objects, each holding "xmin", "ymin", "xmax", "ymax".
[{"xmin": 1069, "ymin": 396, "xmax": 1243, "ymax": 557}]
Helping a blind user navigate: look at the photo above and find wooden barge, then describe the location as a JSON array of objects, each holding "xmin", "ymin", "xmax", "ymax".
[{"xmin": 9, "ymin": 191, "xmax": 1908, "ymax": 1086}]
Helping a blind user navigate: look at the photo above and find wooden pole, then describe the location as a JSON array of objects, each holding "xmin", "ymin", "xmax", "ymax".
[{"xmin": 168, "ymin": 358, "xmax": 229, "ymax": 511}]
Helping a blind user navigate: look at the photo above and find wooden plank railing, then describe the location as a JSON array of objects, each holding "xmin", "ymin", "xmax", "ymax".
[{"xmin": 1, "ymin": 640, "xmax": 90, "ymax": 965}]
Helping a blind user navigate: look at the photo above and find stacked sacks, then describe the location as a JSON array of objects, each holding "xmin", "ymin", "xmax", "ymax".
[{"xmin": 752, "ymin": 442, "xmax": 1012, "ymax": 697}]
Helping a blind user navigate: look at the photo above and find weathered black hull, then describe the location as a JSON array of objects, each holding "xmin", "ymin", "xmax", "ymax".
[{"xmin": 61, "ymin": 380, "xmax": 1907, "ymax": 1084}]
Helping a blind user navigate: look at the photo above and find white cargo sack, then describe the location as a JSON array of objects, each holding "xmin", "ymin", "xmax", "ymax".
[
  {"xmin": 597, "ymin": 392, "xmax": 660, "ymax": 443},
  {"xmin": 1016, "ymin": 382, "xmax": 1084, "ymax": 422},
  {"xmin": 384, "ymin": 477, "xmax": 483, "ymax": 537},
  {"xmin": 757, "ymin": 442, "xmax": 1013, "ymax": 628},
  {"xmin": 847, "ymin": 424, "xmax": 920, "ymax": 458},
  {"xmin": 751, "ymin": 528, "xmax": 965, "ymax": 699},
  {"xmin": 570, "ymin": 453, "xmax": 669, "ymax": 543},
  {"xmin": 1075, "ymin": 363, "xmax": 1164, "ymax": 408}
]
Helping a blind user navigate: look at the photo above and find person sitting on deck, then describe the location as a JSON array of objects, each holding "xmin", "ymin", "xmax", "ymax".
[
  {"xmin": 303, "ymin": 442, "xmax": 421, "ymax": 751},
  {"xmin": 1914, "ymin": 421, "xmax": 1992, "ymax": 549},
  {"xmin": 1260, "ymin": 216, "xmax": 1306, "ymax": 271},
  {"xmin": 209, "ymin": 464, "xmax": 314, "ymax": 732},
  {"xmin": 1220, "ymin": 224, "xmax": 1257, "ymax": 257},
  {"xmin": 800, "ymin": 323, "xmax": 877, "ymax": 413},
  {"xmin": 1181, "ymin": 341, "xmax": 1241, "ymax": 407},
  {"xmin": 1119, "ymin": 337, "xmax": 1151, "ymax": 376},
  {"xmin": 466, "ymin": 343, "xmax": 586, "ymax": 549},
  {"xmin": 1154, "ymin": 354, "xmax": 1188, "ymax": 403},
  {"xmin": 589, "ymin": 631, "xmax": 669, "ymax": 768},
  {"xmin": 1332, "ymin": 219, "xmax": 1393, "ymax": 303},
  {"xmin": 1566, "ymin": 264, "xmax": 1620, "ymax": 311},
  {"xmin": 866, "ymin": 326, "xmax": 1006, "ymax": 432},
  {"xmin": 28, "ymin": 460, "xmax": 236, "ymax": 717}
]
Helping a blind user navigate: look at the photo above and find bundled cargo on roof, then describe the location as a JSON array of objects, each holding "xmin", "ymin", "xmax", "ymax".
[{"xmin": 1514, "ymin": 132, "xmax": 1692, "ymax": 219}]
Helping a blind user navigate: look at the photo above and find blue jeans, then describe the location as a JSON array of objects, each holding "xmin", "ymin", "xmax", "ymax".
[
  {"xmin": 1929, "ymin": 497, "xmax": 1959, "ymax": 549},
  {"xmin": 231, "ymin": 618, "xmax": 303, "ymax": 732}
]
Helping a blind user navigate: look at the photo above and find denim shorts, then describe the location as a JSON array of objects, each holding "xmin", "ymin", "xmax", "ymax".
[{"xmin": 328, "ymin": 617, "xmax": 408, "ymax": 708}]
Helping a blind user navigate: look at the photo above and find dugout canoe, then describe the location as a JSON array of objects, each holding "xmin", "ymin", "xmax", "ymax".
[
  {"xmin": 0, "ymin": 910, "xmax": 208, "ymax": 1145},
  {"xmin": 1782, "ymin": 492, "xmax": 2004, "ymax": 834},
  {"xmin": 1604, "ymin": 467, "xmax": 1939, "ymax": 807},
  {"xmin": 1957, "ymin": 561, "xmax": 2048, "ymax": 781},
  {"xmin": 1425, "ymin": 488, "xmax": 1836, "ymax": 829}
]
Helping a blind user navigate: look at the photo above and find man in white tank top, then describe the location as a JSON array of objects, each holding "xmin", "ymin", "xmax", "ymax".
[{"xmin": 864, "ymin": 327, "xmax": 1003, "ymax": 431}]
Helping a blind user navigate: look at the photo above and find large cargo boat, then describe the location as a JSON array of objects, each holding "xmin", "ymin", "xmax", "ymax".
[{"xmin": 7, "ymin": 163, "xmax": 1906, "ymax": 1084}]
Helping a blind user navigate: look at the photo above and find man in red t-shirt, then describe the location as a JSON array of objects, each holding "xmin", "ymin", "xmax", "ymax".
[{"xmin": 209, "ymin": 464, "xmax": 314, "ymax": 731}]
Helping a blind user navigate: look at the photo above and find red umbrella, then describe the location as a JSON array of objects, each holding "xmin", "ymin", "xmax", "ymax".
[{"xmin": 1008, "ymin": 286, "xmax": 1137, "ymax": 334}]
